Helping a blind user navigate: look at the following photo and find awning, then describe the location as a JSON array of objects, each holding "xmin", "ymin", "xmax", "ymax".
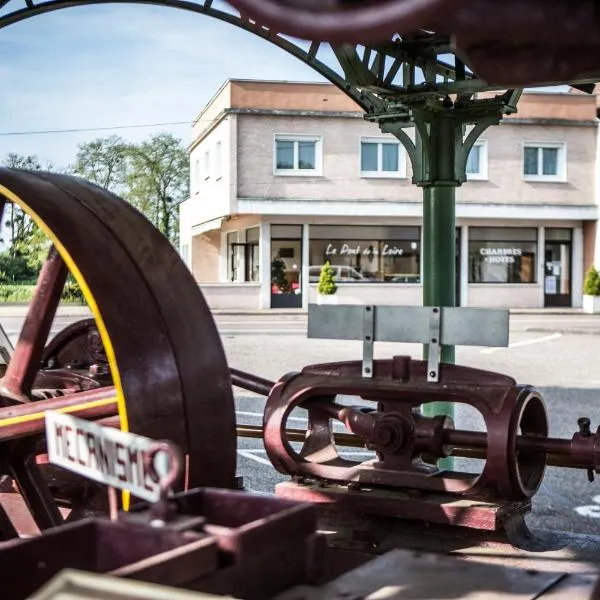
[{"xmin": 191, "ymin": 216, "xmax": 226, "ymax": 236}]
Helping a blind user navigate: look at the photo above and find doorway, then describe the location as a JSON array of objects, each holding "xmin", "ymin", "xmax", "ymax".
[
  {"xmin": 544, "ymin": 229, "xmax": 572, "ymax": 307},
  {"xmin": 270, "ymin": 227, "xmax": 303, "ymax": 308}
]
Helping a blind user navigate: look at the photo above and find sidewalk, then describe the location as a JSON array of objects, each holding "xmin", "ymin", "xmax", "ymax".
[{"xmin": 0, "ymin": 304, "xmax": 594, "ymax": 317}]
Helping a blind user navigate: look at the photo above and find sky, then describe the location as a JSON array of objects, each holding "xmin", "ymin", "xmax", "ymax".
[
  {"xmin": 0, "ymin": 1, "xmax": 571, "ymax": 171},
  {"xmin": 0, "ymin": 1, "xmax": 327, "ymax": 169}
]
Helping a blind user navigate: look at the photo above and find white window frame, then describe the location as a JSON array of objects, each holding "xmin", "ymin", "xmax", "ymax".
[
  {"xmin": 193, "ymin": 158, "xmax": 201, "ymax": 193},
  {"xmin": 522, "ymin": 141, "xmax": 567, "ymax": 183},
  {"xmin": 273, "ymin": 134, "xmax": 323, "ymax": 177},
  {"xmin": 465, "ymin": 139, "xmax": 488, "ymax": 181},
  {"xmin": 359, "ymin": 136, "xmax": 406, "ymax": 179}
]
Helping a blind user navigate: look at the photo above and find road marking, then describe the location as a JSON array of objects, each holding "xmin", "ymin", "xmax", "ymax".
[
  {"xmin": 574, "ymin": 495, "xmax": 600, "ymax": 518},
  {"xmin": 481, "ymin": 333, "xmax": 562, "ymax": 354},
  {"xmin": 237, "ymin": 410, "xmax": 308, "ymax": 424},
  {"xmin": 237, "ymin": 450, "xmax": 273, "ymax": 466},
  {"xmin": 237, "ymin": 448, "xmax": 375, "ymax": 467}
]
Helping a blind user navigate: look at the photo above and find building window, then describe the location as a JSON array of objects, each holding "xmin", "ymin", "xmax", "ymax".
[
  {"xmin": 360, "ymin": 138, "xmax": 405, "ymax": 178},
  {"xmin": 227, "ymin": 227, "xmax": 260, "ymax": 282},
  {"xmin": 180, "ymin": 244, "xmax": 189, "ymax": 266},
  {"xmin": 523, "ymin": 143, "xmax": 566, "ymax": 182},
  {"xmin": 309, "ymin": 225, "xmax": 420, "ymax": 283},
  {"xmin": 204, "ymin": 150, "xmax": 210, "ymax": 180},
  {"xmin": 466, "ymin": 140, "xmax": 488, "ymax": 180},
  {"xmin": 192, "ymin": 158, "xmax": 201, "ymax": 193},
  {"xmin": 215, "ymin": 141, "xmax": 222, "ymax": 180},
  {"xmin": 469, "ymin": 227, "xmax": 537, "ymax": 284},
  {"xmin": 274, "ymin": 135, "xmax": 322, "ymax": 176}
]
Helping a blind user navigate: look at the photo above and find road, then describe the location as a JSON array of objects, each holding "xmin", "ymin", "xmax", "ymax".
[{"xmin": 2, "ymin": 307, "xmax": 600, "ymax": 536}]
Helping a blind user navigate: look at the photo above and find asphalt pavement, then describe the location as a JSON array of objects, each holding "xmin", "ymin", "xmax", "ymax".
[{"xmin": 2, "ymin": 305, "xmax": 600, "ymax": 537}]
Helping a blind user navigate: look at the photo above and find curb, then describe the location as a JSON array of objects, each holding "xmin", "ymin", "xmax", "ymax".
[{"xmin": 524, "ymin": 327, "xmax": 600, "ymax": 335}]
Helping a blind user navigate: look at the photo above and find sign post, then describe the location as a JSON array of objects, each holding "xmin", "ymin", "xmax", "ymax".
[{"xmin": 45, "ymin": 411, "xmax": 170, "ymax": 505}]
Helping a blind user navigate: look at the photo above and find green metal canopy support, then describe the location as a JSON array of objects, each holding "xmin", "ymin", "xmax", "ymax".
[{"xmin": 377, "ymin": 91, "xmax": 521, "ymax": 467}]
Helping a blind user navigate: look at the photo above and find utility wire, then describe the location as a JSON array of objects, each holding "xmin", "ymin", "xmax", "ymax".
[{"xmin": 0, "ymin": 121, "xmax": 195, "ymax": 137}]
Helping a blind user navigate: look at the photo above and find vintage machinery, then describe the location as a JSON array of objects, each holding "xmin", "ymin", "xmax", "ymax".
[{"xmin": 3, "ymin": 1, "xmax": 600, "ymax": 598}]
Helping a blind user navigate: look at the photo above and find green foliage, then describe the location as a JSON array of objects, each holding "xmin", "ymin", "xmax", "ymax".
[
  {"xmin": 61, "ymin": 275, "xmax": 85, "ymax": 304},
  {"xmin": 71, "ymin": 133, "xmax": 189, "ymax": 246},
  {"xmin": 0, "ymin": 284, "xmax": 36, "ymax": 303},
  {"xmin": 0, "ymin": 253, "xmax": 38, "ymax": 283},
  {"xmin": 584, "ymin": 265, "xmax": 600, "ymax": 296},
  {"xmin": 318, "ymin": 261, "xmax": 337, "ymax": 295},
  {"xmin": 271, "ymin": 254, "xmax": 288, "ymax": 291},
  {"xmin": 71, "ymin": 135, "xmax": 128, "ymax": 192}
]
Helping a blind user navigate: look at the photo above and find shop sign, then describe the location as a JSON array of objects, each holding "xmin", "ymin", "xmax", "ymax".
[
  {"xmin": 45, "ymin": 411, "xmax": 167, "ymax": 503},
  {"xmin": 325, "ymin": 243, "xmax": 405, "ymax": 257},
  {"xmin": 480, "ymin": 247, "xmax": 522, "ymax": 264}
]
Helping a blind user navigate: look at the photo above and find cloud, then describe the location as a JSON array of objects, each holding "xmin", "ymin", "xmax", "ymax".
[{"xmin": 0, "ymin": 2, "xmax": 327, "ymax": 167}]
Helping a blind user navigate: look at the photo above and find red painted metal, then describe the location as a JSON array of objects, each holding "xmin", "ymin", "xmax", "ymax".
[
  {"xmin": 226, "ymin": 0, "xmax": 600, "ymax": 87},
  {"xmin": 264, "ymin": 357, "xmax": 600, "ymax": 518},
  {"xmin": 1, "ymin": 486, "xmax": 325, "ymax": 600},
  {"xmin": 0, "ymin": 246, "xmax": 67, "ymax": 403}
]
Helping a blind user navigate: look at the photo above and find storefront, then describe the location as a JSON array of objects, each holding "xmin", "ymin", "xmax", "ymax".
[{"xmin": 215, "ymin": 220, "xmax": 581, "ymax": 310}]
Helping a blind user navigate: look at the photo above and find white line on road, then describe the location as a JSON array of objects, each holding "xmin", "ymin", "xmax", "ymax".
[
  {"xmin": 481, "ymin": 333, "xmax": 562, "ymax": 354},
  {"xmin": 237, "ymin": 448, "xmax": 375, "ymax": 466},
  {"xmin": 237, "ymin": 450, "xmax": 274, "ymax": 466},
  {"xmin": 237, "ymin": 410, "xmax": 308, "ymax": 424}
]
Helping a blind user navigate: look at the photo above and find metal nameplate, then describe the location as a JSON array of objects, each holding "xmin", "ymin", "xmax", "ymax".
[
  {"xmin": 308, "ymin": 304, "xmax": 509, "ymax": 348},
  {"xmin": 45, "ymin": 411, "xmax": 169, "ymax": 503}
]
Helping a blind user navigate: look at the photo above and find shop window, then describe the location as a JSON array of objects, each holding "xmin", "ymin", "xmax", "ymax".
[
  {"xmin": 466, "ymin": 140, "xmax": 487, "ymax": 180},
  {"xmin": 227, "ymin": 228, "xmax": 260, "ymax": 282},
  {"xmin": 469, "ymin": 227, "xmax": 537, "ymax": 284},
  {"xmin": 309, "ymin": 226, "xmax": 420, "ymax": 283},
  {"xmin": 360, "ymin": 138, "xmax": 405, "ymax": 178},
  {"xmin": 274, "ymin": 135, "xmax": 322, "ymax": 176},
  {"xmin": 523, "ymin": 143, "xmax": 566, "ymax": 182}
]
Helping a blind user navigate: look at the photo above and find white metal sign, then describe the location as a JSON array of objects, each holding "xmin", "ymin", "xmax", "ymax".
[{"xmin": 45, "ymin": 411, "xmax": 168, "ymax": 503}]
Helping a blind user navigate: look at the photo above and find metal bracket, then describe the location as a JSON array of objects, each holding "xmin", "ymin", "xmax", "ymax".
[
  {"xmin": 362, "ymin": 305, "xmax": 374, "ymax": 378},
  {"xmin": 427, "ymin": 307, "xmax": 441, "ymax": 383},
  {"xmin": 308, "ymin": 304, "xmax": 510, "ymax": 382}
]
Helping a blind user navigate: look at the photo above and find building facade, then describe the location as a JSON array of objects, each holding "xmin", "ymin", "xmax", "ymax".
[{"xmin": 179, "ymin": 80, "xmax": 600, "ymax": 310}]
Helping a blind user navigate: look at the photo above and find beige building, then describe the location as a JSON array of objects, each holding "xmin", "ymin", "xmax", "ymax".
[{"xmin": 179, "ymin": 79, "xmax": 600, "ymax": 310}]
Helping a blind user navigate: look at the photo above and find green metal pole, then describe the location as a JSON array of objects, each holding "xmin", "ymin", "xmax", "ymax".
[
  {"xmin": 419, "ymin": 112, "xmax": 458, "ymax": 469},
  {"xmin": 422, "ymin": 184, "xmax": 456, "ymax": 417}
]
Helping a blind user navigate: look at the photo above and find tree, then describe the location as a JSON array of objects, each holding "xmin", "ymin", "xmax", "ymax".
[
  {"xmin": 271, "ymin": 254, "xmax": 288, "ymax": 291},
  {"xmin": 124, "ymin": 133, "xmax": 189, "ymax": 245},
  {"xmin": 1, "ymin": 153, "xmax": 52, "ymax": 272},
  {"xmin": 71, "ymin": 135, "xmax": 127, "ymax": 192},
  {"xmin": 318, "ymin": 261, "xmax": 337, "ymax": 295}
]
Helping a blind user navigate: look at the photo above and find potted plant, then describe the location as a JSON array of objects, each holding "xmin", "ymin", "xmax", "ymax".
[
  {"xmin": 317, "ymin": 261, "xmax": 338, "ymax": 305},
  {"xmin": 583, "ymin": 265, "xmax": 600, "ymax": 314}
]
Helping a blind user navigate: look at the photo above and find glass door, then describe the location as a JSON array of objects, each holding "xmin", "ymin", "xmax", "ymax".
[
  {"xmin": 271, "ymin": 238, "xmax": 303, "ymax": 308},
  {"xmin": 544, "ymin": 240, "xmax": 571, "ymax": 307}
]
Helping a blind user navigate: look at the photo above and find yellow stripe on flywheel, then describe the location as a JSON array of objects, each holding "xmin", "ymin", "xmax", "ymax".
[
  {"xmin": 0, "ymin": 397, "xmax": 117, "ymax": 427},
  {"xmin": 0, "ymin": 183, "xmax": 131, "ymax": 509}
]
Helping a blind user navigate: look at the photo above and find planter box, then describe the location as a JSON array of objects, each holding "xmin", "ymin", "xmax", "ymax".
[
  {"xmin": 583, "ymin": 295, "xmax": 600, "ymax": 314},
  {"xmin": 316, "ymin": 294, "xmax": 338, "ymax": 305}
]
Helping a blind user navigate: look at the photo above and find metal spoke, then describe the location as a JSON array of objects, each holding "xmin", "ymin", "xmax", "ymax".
[
  {"xmin": 1, "ymin": 246, "xmax": 68, "ymax": 401},
  {"xmin": 9, "ymin": 453, "xmax": 63, "ymax": 531}
]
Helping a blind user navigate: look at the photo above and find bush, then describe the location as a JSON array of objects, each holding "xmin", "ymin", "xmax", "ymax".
[
  {"xmin": 318, "ymin": 261, "xmax": 337, "ymax": 295},
  {"xmin": 61, "ymin": 277, "xmax": 85, "ymax": 304},
  {"xmin": 584, "ymin": 266, "xmax": 600, "ymax": 296},
  {"xmin": 0, "ymin": 284, "xmax": 36, "ymax": 303}
]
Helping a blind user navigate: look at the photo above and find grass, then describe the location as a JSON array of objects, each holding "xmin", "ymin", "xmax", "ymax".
[{"xmin": 0, "ymin": 283, "xmax": 86, "ymax": 304}]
